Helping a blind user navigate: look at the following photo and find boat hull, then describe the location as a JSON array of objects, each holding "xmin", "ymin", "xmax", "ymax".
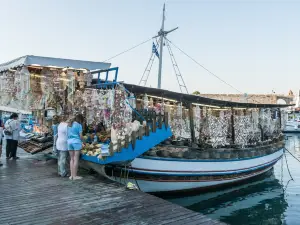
[
  {"xmin": 103, "ymin": 148, "xmax": 283, "ymax": 193},
  {"xmin": 283, "ymin": 121, "xmax": 300, "ymax": 133}
]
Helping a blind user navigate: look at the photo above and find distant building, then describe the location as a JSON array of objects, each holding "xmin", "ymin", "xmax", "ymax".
[{"xmin": 199, "ymin": 92, "xmax": 294, "ymax": 105}]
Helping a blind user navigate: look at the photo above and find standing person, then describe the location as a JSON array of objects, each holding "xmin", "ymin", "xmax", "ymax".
[
  {"xmin": 52, "ymin": 116, "xmax": 59, "ymax": 156},
  {"xmin": 56, "ymin": 116, "xmax": 69, "ymax": 177},
  {"xmin": 0, "ymin": 120, "xmax": 3, "ymax": 166},
  {"xmin": 4, "ymin": 113, "xmax": 20, "ymax": 159},
  {"xmin": 67, "ymin": 114, "xmax": 84, "ymax": 180}
]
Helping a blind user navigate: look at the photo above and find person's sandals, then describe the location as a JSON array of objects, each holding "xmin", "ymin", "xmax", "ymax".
[{"xmin": 73, "ymin": 176, "xmax": 83, "ymax": 180}]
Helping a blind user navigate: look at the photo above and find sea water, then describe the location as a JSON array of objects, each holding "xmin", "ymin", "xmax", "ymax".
[{"xmin": 164, "ymin": 134, "xmax": 300, "ymax": 225}]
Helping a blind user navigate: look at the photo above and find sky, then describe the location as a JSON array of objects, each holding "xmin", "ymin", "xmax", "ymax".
[{"xmin": 1, "ymin": 0, "xmax": 300, "ymax": 95}]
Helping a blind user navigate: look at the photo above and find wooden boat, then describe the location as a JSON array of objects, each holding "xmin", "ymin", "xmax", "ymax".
[
  {"xmin": 81, "ymin": 82, "xmax": 289, "ymax": 193},
  {"xmin": 87, "ymin": 138, "xmax": 284, "ymax": 193}
]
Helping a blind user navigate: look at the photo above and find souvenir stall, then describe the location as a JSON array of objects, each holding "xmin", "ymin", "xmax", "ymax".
[
  {"xmin": 0, "ymin": 55, "xmax": 111, "ymax": 154},
  {"xmin": 80, "ymin": 68, "xmax": 172, "ymax": 164},
  {"xmin": 0, "ymin": 56, "xmax": 172, "ymax": 161}
]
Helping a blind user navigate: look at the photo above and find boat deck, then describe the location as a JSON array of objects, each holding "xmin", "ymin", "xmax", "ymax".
[{"xmin": 0, "ymin": 149, "xmax": 226, "ymax": 225}]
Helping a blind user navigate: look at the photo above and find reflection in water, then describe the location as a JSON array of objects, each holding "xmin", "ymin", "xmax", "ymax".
[{"xmin": 163, "ymin": 135, "xmax": 300, "ymax": 225}]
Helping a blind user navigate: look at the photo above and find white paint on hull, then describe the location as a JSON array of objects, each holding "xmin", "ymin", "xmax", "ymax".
[
  {"xmin": 103, "ymin": 148, "xmax": 284, "ymax": 193},
  {"xmin": 110, "ymin": 165, "xmax": 274, "ymax": 193},
  {"xmin": 130, "ymin": 149, "xmax": 283, "ymax": 175}
]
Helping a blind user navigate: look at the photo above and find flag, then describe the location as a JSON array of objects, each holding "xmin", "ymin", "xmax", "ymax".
[{"xmin": 152, "ymin": 42, "xmax": 159, "ymax": 58}]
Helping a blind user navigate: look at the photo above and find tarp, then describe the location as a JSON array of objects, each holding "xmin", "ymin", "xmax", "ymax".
[{"xmin": 0, "ymin": 55, "xmax": 111, "ymax": 72}]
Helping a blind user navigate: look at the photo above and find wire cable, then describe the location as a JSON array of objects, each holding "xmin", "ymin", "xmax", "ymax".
[
  {"xmin": 166, "ymin": 38, "xmax": 243, "ymax": 94},
  {"xmin": 103, "ymin": 38, "xmax": 153, "ymax": 62}
]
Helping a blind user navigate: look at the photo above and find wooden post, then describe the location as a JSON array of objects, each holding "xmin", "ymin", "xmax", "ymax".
[
  {"xmin": 146, "ymin": 124, "xmax": 150, "ymax": 136},
  {"xmin": 158, "ymin": 113, "xmax": 162, "ymax": 129},
  {"xmin": 109, "ymin": 142, "xmax": 114, "ymax": 155},
  {"xmin": 164, "ymin": 112, "xmax": 169, "ymax": 129},
  {"xmin": 231, "ymin": 107, "xmax": 235, "ymax": 144},
  {"xmin": 117, "ymin": 139, "xmax": 121, "ymax": 152},
  {"xmin": 138, "ymin": 127, "xmax": 143, "ymax": 140},
  {"xmin": 152, "ymin": 116, "xmax": 157, "ymax": 133},
  {"xmin": 188, "ymin": 103, "xmax": 195, "ymax": 143},
  {"xmin": 131, "ymin": 131, "xmax": 136, "ymax": 150},
  {"xmin": 125, "ymin": 135, "xmax": 129, "ymax": 148}
]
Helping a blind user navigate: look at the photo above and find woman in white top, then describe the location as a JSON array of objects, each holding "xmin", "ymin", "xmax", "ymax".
[
  {"xmin": 56, "ymin": 116, "xmax": 69, "ymax": 177},
  {"xmin": 0, "ymin": 123, "xmax": 3, "ymax": 167}
]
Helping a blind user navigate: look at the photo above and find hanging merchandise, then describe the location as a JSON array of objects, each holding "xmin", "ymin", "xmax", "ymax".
[
  {"xmin": 66, "ymin": 69, "xmax": 76, "ymax": 114},
  {"xmin": 207, "ymin": 111, "xmax": 229, "ymax": 148},
  {"xmin": 28, "ymin": 69, "xmax": 44, "ymax": 110},
  {"xmin": 76, "ymin": 71, "xmax": 85, "ymax": 89},
  {"xmin": 143, "ymin": 94, "xmax": 149, "ymax": 110},
  {"xmin": 73, "ymin": 90, "xmax": 85, "ymax": 114},
  {"xmin": 1, "ymin": 71, "xmax": 15, "ymax": 105},
  {"xmin": 281, "ymin": 110, "xmax": 287, "ymax": 130},
  {"xmin": 250, "ymin": 109, "xmax": 261, "ymax": 142},
  {"xmin": 17, "ymin": 67, "xmax": 31, "ymax": 110},
  {"xmin": 170, "ymin": 103, "xmax": 183, "ymax": 138},
  {"xmin": 128, "ymin": 92, "xmax": 136, "ymax": 108},
  {"xmin": 84, "ymin": 71, "xmax": 93, "ymax": 87},
  {"xmin": 149, "ymin": 97, "xmax": 154, "ymax": 108},
  {"xmin": 194, "ymin": 105, "xmax": 201, "ymax": 141},
  {"xmin": 234, "ymin": 115, "xmax": 252, "ymax": 148}
]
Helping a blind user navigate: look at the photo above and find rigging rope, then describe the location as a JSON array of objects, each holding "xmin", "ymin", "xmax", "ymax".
[
  {"xmin": 166, "ymin": 38, "xmax": 264, "ymax": 104},
  {"xmin": 103, "ymin": 37, "xmax": 153, "ymax": 62}
]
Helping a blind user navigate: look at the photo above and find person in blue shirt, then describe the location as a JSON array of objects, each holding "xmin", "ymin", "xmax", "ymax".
[{"xmin": 67, "ymin": 114, "xmax": 84, "ymax": 180}]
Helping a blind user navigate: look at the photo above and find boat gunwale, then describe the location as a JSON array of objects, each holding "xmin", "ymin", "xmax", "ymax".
[{"xmin": 139, "ymin": 147, "xmax": 284, "ymax": 162}]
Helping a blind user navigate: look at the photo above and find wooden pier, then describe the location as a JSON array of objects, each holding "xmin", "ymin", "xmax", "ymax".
[{"xmin": 0, "ymin": 149, "xmax": 226, "ymax": 225}]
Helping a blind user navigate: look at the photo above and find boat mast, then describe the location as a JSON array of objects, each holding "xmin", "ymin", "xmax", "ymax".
[
  {"xmin": 154, "ymin": 4, "xmax": 178, "ymax": 89},
  {"xmin": 157, "ymin": 4, "xmax": 165, "ymax": 89}
]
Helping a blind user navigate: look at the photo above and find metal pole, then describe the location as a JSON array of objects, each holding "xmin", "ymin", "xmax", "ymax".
[{"xmin": 157, "ymin": 4, "xmax": 165, "ymax": 89}]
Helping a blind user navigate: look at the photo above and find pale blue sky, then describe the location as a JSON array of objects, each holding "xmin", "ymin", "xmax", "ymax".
[{"xmin": 1, "ymin": 0, "xmax": 300, "ymax": 95}]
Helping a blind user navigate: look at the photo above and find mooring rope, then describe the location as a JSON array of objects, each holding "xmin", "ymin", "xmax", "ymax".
[
  {"xmin": 283, "ymin": 148, "xmax": 294, "ymax": 181},
  {"xmin": 284, "ymin": 147, "xmax": 300, "ymax": 164}
]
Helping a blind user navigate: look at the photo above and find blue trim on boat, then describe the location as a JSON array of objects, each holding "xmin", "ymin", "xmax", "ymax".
[
  {"xmin": 127, "ymin": 156, "xmax": 282, "ymax": 176},
  {"xmin": 138, "ymin": 148, "xmax": 283, "ymax": 162},
  {"xmin": 81, "ymin": 126, "xmax": 172, "ymax": 165}
]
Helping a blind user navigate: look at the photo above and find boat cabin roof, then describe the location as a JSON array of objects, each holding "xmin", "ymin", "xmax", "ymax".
[{"xmin": 122, "ymin": 83, "xmax": 294, "ymax": 109}]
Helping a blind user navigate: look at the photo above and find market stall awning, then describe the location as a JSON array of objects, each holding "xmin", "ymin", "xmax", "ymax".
[
  {"xmin": 122, "ymin": 83, "xmax": 294, "ymax": 109},
  {"xmin": 0, "ymin": 55, "xmax": 111, "ymax": 72}
]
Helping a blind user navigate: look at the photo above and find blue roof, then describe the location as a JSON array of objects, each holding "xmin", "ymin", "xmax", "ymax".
[{"xmin": 0, "ymin": 55, "xmax": 111, "ymax": 72}]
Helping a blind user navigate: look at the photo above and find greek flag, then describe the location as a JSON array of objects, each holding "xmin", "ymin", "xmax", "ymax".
[{"xmin": 152, "ymin": 42, "xmax": 159, "ymax": 58}]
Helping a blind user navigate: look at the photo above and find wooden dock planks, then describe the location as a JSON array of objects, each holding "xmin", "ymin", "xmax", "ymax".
[{"xmin": 0, "ymin": 150, "xmax": 226, "ymax": 225}]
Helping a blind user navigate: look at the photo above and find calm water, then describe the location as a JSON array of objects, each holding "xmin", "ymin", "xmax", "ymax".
[{"xmin": 164, "ymin": 134, "xmax": 300, "ymax": 225}]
